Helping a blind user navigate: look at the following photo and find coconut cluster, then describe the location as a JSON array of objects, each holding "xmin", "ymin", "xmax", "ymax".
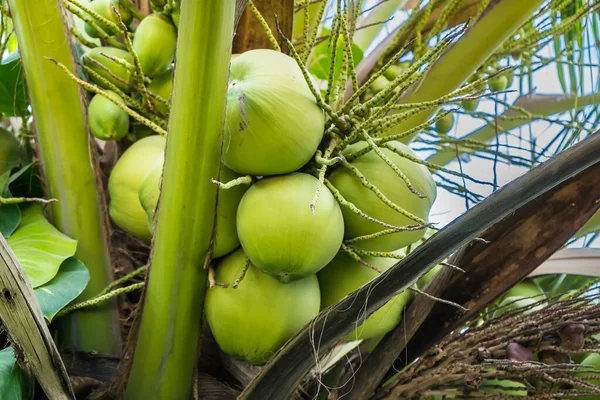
[{"xmin": 78, "ymin": 5, "xmax": 437, "ymax": 365}]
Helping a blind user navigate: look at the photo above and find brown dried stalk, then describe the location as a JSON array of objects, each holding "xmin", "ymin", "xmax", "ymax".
[{"xmin": 375, "ymin": 291, "xmax": 600, "ymax": 399}]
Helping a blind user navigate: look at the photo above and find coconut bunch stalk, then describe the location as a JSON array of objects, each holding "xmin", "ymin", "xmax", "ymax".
[
  {"xmin": 6, "ymin": 0, "xmax": 120, "ymax": 355},
  {"xmin": 123, "ymin": 1, "xmax": 236, "ymax": 399},
  {"xmin": 380, "ymin": 288, "xmax": 600, "ymax": 398}
]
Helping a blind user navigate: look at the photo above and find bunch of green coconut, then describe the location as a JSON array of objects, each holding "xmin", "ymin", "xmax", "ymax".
[
  {"xmin": 363, "ymin": 61, "xmax": 515, "ymax": 138},
  {"xmin": 76, "ymin": 2, "xmax": 438, "ymax": 366}
]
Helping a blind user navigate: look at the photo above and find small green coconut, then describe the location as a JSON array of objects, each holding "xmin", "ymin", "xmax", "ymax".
[
  {"xmin": 87, "ymin": 90, "xmax": 130, "ymax": 140},
  {"xmin": 133, "ymin": 13, "xmax": 177, "ymax": 77},
  {"xmin": 84, "ymin": 0, "xmax": 132, "ymax": 38}
]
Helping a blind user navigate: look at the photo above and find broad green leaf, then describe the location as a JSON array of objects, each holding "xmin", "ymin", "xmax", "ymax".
[
  {"xmin": 0, "ymin": 170, "xmax": 20, "ymax": 238},
  {"xmin": 8, "ymin": 163, "xmax": 44, "ymax": 200},
  {"xmin": 0, "ymin": 347, "xmax": 29, "ymax": 400},
  {"xmin": 7, "ymin": 204, "xmax": 77, "ymax": 287},
  {"xmin": 35, "ymin": 257, "xmax": 90, "ymax": 322},
  {"xmin": 0, "ymin": 52, "xmax": 28, "ymax": 117},
  {"xmin": 0, "ymin": 204, "xmax": 20, "ymax": 238},
  {"xmin": 0, "ymin": 127, "xmax": 26, "ymax": 176},
  {"xmin": 309, "ymin": 28, "xmax": 364, "ymax": 81}
]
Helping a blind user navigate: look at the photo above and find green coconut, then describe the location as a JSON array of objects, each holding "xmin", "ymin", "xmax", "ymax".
[
  {"xmin": 0, "ymin": 127, "xmax": 25, "ymax": 175},
  {"xmin": 132, "ymin": 123, "xmax": 156, "ymax": 141},
  {"xmin": 147, "ymin": 68, "xmax": 173, "ymax": 116},
  {"xmin": 236, "ymin": 172, "xmax": 344, "ymax": 282},
  {"xmin": 328, "ymin": 141, "xmax": 437, "ymax": 252},
  {"xmin": 488, "ymin": 74, "xmax": 508, "ymax": 92},
  {"xmin": 205, "ymin": 249, "xmax": 321, "ymax": 365},
  {"xmin": 318, "ymin": 251, "xmax": 412, "ymax": 340},
  {"xmin": 82, "ymin": 46, "xmax": 134, "ymax": 92},
  {"xmin": 435, "ymin": 112, "xmax": 454, "ymax": 134},
  {"xmin": 461, "ymin": 98, "xmax": 479, "ymax": 112},
  {"xmin": 87, "ymin": 90, "xmax": 130, "ymax": 140},
  {"xmin": 133, "ymin": 13, "xmax": 177, "ymax": 77},
  {"xmin": 370, "ymin": 75, "xmax": 390, "ymax": 94},
  {"xmin": 84, "ymin": 0, "xmax": 132, "ymax": 38},
  {"xmin": 382, "ymin": 63, "xmax": 408, "ymax": 81},
  {"xmin": 223, "ymin": 49, "xmax": 325, "ymax": 176},
  {"xmin": 108, "ymin": 135, "xmax": 166, "ymax": 241},
  {"xmin": 139, "ymin": 160, "xmax": 249, "ymax": 258}
]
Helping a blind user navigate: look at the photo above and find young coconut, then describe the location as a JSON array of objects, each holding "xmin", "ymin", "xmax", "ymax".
[
  {"xmin": 82, "ymin": 46, "xmax": 134, "ymax": 92},
  {"xmin": 318, "ymin": 251, "xmax": 412, "ymax": 340},
  {"xmin": 147, "ymin": 68, "xmax": 173, "ymax": 116},
  {"xmin": 435, "ymin": 112, "xmax": 454, "ymax": 134},
  {"xmin": 382, "ymin": 63, "xmax": 407, "ymax": 81},
  {"xmin": 205, "ymin": 249, "xmax": 321, "ymax": 365},
  {"xmin": 133, "ymin": 13, "xmax": 177, "ymax": 78},
  {"xmin": 84, "ymin": 0, "xmax": 132, "ymax": 38},
  {"xmin": 369, "ymin": 75, "xmax": 389, "ymax": 94},
  {"xmin": 461, "ymin": 98, "xmax": 479, "ymax": 112},
  {"xmin": 87, "ymin": 90, "xmax": 130, "ymax": 140},
  {"xmin": 236, "ymin": 172, "xmax": 344, "ymax": 282},
  {"xmin": 328, "ymin": 141, "xmax": 437, "ymax": 252},
  {"xmin": 488, "ymin": 74, "xmax": 508, "ymax": 92},
  {"xmin": 224, "ymin": 49, "xmax": 325, "ymax": 176},
  {"xmin": 139, "ymin": 159, "xmax": 249, "ymax": 258},
  {"xmin": 108, "ymin": 135, "xmax": 166, "ymax": 241}
]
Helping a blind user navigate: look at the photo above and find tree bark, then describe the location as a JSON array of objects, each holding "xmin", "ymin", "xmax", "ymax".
[{"xmin": 232, "ymin": 0, "xmax": 294, "ymax": 54}]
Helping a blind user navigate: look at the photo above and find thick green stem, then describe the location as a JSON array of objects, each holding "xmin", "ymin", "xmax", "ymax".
[
  {"xmin": 383, "ymin": 0, "xmax": 546, "ymax": 142},
  {"xmin": 124, "ymin": 1, "xmax": 235, "ymax": 398},
  {"xmin": 7, "ymin": 0, "xmax": 120, "ymax": 355},
  {"xmin": 427, "ymin": 93, "xmax": 599, "ymax": 166}
]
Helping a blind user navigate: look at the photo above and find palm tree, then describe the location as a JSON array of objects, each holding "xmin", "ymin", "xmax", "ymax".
[{"xmin": 0, "ymin": 0, "xmax": 599, "ymax": 398}]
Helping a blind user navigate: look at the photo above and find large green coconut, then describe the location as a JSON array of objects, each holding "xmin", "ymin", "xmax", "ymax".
[
  {"xmin": 329, "ymin": 141, "xmax": 436, "ymax": 252},
  {"xmin": 205, "ymin": 249, "xmax": 321, "ymax": 365},
  {"xmin": 223, "ymin": 49, "xmax": 325, "ymax": 176},
  {"xmin": 108, "ymin": 135, "xmax": 166, "ymax": 241},
  {"xmin": 318, "ymin": 251, "xmax": 412, "ymax": 341},
  {"xmin": 236, "ymin": 172, "xmax": 344, "ymax": 282}
]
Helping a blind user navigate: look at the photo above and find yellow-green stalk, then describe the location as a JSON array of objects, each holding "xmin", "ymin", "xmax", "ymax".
[
  {"xmin": 7, "ymin": 0, "xmax": 120, "ymax": 354},
  {"xmin": 124, "ymin": 0, "xmax": 235, "ymax": 398},
  {"xmin": 353, "ymin": 0, "xmax": 408, "ymax": 51},
  {"xmin": 383, "ymin": 0, "xmax": 546, "ymax": 142}
]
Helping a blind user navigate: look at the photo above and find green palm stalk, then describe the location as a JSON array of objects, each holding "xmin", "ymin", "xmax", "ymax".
[
  {"xmin": 124, "ymin": 0, "xmax": 236, "ymax": 398},
  {"xmin": 6, "ymin": 0, "xmax": 120, "ymax": 355}
]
